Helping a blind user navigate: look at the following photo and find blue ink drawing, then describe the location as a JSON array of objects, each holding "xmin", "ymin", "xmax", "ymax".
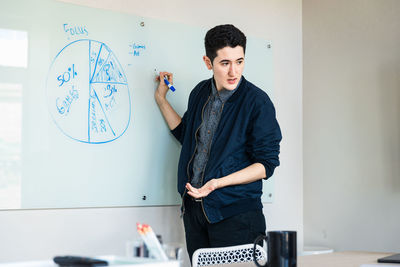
[{"xmin": 46, "ymin": 39, "xmax": 131, "ymax": 144}]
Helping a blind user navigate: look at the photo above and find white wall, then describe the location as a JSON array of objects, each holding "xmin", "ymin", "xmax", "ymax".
[
  {"xmin": 0, "ymin": 207, "xmax": 183, "ymax": 260},
  {"xmin": 0, "ymin": 0, "xmax": 303, "ymax": 264},
  {"xmin": 304, "ymin": 0, "xmax": 400, "ymax": 252}
]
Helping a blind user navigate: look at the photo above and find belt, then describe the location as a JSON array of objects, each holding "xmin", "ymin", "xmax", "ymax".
[
  {"xmin": 193, "ymin": 197, "xmax": 202, "ymax": 202},
  {"xmin": 186, "ymin": 195, "xmax": 202, "ymax": 202}
]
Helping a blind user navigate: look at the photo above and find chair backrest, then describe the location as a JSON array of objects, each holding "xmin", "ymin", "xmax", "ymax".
[{"xmin": 192, "ymin": 243, "xmax": 266, "ymax": 267}]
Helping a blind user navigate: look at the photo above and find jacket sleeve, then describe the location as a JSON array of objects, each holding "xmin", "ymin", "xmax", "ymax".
[
  {"xmin": 246, "ymin": 97, "xmax": 282, "ymax": 179},
  {"xmin": 170, "ymin": 87, "xmax": 196, "ymax": 144},
  {"xmin": 170, "ymin": 111, "xmax": 187, "ymax": 145}
]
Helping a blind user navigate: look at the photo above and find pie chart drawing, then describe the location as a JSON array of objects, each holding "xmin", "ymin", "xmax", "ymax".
[{"xmin": 46, "ymin": 39, "xmax": 131, "ymax": 144}]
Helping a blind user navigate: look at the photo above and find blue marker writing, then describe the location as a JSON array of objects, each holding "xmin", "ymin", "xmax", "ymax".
[{"xmin": 155, "ymin": 69, "xmax": 176, "ymax": 92}]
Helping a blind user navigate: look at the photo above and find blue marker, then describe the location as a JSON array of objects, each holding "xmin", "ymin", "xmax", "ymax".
[
  {"xmin": 155, "ymin": 69, "xmax": 176, "ymax": 92},
  {"xmin": 163, "ymin": 76, "xmax": 176, "ymax": 92}
]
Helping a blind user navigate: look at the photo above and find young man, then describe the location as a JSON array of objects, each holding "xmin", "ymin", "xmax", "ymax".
[{"xmin": 154, "ymin": 24, "xmax": 281, "ymax": 261}]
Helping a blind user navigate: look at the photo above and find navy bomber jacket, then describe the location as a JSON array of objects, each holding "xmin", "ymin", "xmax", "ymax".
[{"xmin": 171, "ymin": 76, "xmax": 282, "ymax": 224}]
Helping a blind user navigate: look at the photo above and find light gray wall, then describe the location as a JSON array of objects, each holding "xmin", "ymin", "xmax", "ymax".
[
  {"xmin": 0, "ymin": 0, "xmax": 303, "ymax": 265},
  {"xmin": 0, "ymin": 207, "xmax": 183, "ymax": 260},
  {"xmin": 304, "ymin": 0, "xmax": 400, "ymax": 252}
]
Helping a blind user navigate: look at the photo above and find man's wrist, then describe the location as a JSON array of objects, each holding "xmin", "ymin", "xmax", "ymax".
[
  {"xmin": 155, "ymin": 95, "xmax": 168, "ymax": 106},
  {"xmin": 213, "ymin": 178, "xmax": 220, "ymax": 190},
  {"xmin": 214, "ymin": 177, "xmax": 226, "ymax": 189}
]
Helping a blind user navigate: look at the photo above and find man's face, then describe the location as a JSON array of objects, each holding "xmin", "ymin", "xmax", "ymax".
[{"xmin": 203, "ymin": 46, "xmax": 245, "ymax": 91}]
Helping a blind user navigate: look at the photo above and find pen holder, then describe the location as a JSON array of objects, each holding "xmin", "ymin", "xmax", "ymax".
[
  {"xmin": 126, "ymin": 240, "xmax": 149, "ymax": 258},
  {"xmin": 163, "ymin": 243, "xmax": 183, "ymax": 266}
]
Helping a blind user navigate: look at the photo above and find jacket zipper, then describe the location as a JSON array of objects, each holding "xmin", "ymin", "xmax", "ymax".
[
  {"xmin": 181, "ymin": 95, "xmax": 211, "ymax": 218},
  {"xmin": 199, "ymin": 102, "xmax": 226, "ymax": 224}
]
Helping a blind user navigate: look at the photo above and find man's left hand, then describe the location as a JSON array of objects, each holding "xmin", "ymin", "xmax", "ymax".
[{"xmin": 186, "ymin": 179, "xmax": 219, "ymax": 199}]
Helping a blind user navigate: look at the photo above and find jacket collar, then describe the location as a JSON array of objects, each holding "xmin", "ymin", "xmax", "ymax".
[{"xmin": 204, "ymin": 76, "xmax": 247, "ymax": 103}]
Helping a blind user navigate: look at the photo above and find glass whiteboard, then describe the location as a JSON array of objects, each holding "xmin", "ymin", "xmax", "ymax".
[{"xmin": 0, "ymin": 0, "xmax": 274, "ymax": 209}]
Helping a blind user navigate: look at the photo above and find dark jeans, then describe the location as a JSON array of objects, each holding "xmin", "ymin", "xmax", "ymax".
[{"xmin": 183, "ymin": 196, "xmax": 266, "ymax": 263}]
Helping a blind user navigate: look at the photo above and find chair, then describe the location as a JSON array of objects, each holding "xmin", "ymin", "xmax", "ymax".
[{"xmin": 192, "ymin": 243, "xmax": 266, "ymax": 267}]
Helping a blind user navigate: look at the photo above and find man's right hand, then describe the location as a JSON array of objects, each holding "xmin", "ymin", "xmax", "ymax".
[
  {"xmin": 155, "ymin": 71, "xmax": 173, "ymax": 105},
  {"xmin": 153, "ymin": 71, "xmax": 181, "ymax": 130}
]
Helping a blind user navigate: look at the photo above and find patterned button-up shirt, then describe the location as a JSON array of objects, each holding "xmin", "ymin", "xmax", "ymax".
[{"xmin": 190, "ymin": 77, "xmax": 242, "ymax": 188}]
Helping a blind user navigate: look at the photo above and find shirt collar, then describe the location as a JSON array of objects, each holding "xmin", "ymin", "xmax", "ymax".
[{"xmin": 211, "ymin": 77, "xmax": 242, "ymax": 103}]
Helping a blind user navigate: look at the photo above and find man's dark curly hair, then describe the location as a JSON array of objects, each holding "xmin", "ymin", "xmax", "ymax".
[{"xmin": 204, "ymin": 24, "xmax": 247, "ymax": 64}]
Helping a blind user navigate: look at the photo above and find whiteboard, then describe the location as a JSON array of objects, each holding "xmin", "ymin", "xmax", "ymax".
[{"xmin": 0, "ymin": 0, "xmax": 275, "ymax": 209}]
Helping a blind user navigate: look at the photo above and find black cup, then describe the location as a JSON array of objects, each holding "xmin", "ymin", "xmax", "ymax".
[{"xmin": 253, "ymin": 231, "xmax": 297, "ymax": 267}]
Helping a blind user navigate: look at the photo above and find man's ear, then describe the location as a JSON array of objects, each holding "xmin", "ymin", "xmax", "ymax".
[{"xmin": 203, "ymin": 56, "xmax": 213, "ymax": 70}]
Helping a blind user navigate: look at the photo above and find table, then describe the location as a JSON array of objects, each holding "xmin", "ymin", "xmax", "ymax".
[
  {"xmin": 298, "ymin": 251, "xmax": 395, "ymax": 267},
  {"xmin": 0, "ymin": 252, "xmax": 395, "ymax": 267},
  {"xmin": 0, "ymin": 255, "xmax": 179, "ymax": 267}
]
